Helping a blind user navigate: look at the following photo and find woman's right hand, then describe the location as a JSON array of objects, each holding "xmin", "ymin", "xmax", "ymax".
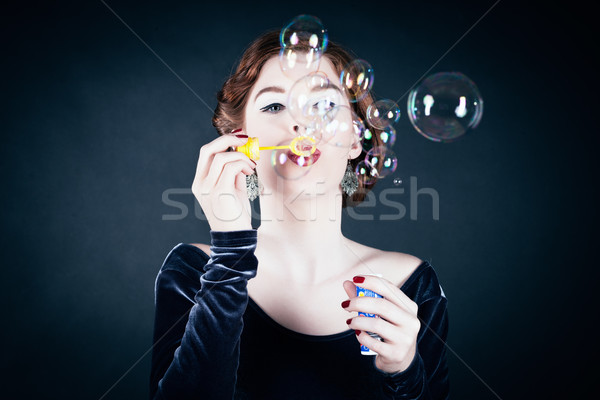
[{"xmin": 191, "ymin": 133, "xmax": 257, "ymax": 232}]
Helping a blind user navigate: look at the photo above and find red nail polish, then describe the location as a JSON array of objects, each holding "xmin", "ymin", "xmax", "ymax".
[
  {"xmin": 341, "ymin": 300, "xmax": 350, "ymax": 308},
  {"xmin": 235, "ymin": 134, "xmax": 248, "ymax": 138},
  {"xmin": 353, "ymin": 276, "xmax": 365, "ymax": 284},
  {"xmin": 346, "ymin": 318, "xmax": 352, "ymax": 325},
  {"xmin": 355, "ymin": 330, "xmax": 361, "ymax": 336},
  {"xmin": 231, "ymin": 128, "xmax": 243, "ymax": 133},
  {"xmin": 250, "ymin": 159, "xmax": 257, "ymax": 165}
]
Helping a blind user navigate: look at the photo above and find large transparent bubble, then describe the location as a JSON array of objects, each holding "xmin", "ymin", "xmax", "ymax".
[
  {"xmin": 407, "ymin": 72, "xmax": 483, "ymax": 142},
  {"xmin": 287, "ymin": 72, "xmax": 342, "ymax": 132},
  {"xmin": 279, "ymin": 15, "xmax": 328, "ymax": 78},
  {"xmin": 339, "ymin": 59, "xmax": 374, "ymax": 103}
]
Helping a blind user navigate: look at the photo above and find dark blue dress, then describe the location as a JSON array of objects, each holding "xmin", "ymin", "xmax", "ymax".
[{"xmin": 149, "ymin": 230, "xmax": 450, "ymax": 399}]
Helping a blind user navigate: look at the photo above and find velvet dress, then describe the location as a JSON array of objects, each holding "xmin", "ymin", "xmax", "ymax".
[{"xmin": 149, "ymin": 230, "xmax": 450, "ymax": 399}]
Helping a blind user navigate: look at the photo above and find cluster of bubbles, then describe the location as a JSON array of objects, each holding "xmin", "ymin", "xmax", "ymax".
[{"xmin": 274, "ymin": 14, "xmax": 484, "ymax": 183}]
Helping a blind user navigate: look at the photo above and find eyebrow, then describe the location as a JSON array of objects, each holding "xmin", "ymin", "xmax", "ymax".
[
  {"xmin": 253, "ymin": 82, "xmax": 343, "ymax": 103},
  {"xmin": 254, "ymin": 86, "xmax": 285, "ymax": 103},
  {"xmin": 311, "ymin": 82, "xmax": 342, "ymax": 94}
]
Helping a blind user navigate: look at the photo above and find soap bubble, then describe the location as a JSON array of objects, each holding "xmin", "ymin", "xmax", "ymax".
[
  {"xmin": 352, "ymin": 115, "xmax": 366, "ymax": 142},
  {"xmin": 366, "ymin": 99, "xmax": 401, "ymax": 129},
  {"xmin": 362, "ymin": 128, "xmax": 374, "ymax": 151},
  {"xmin": 270, "ymin": 138, "xmax": 314, "ymax": 180},
  {"xmin": 280, "ymin": 15, "xmax": 328, "ymax": 51},
  {"xmin": 360, "ymin": 125, "xmax": 396, "ymax": 152},
  {"xmin": 321, "ymin": 105, "xmax": 362, "ymax": 148},
  {"xmin": 279, "ymin": 48, "xmax": 321, "ymax": 78},
  {"xmin": 356, "ymin": 160, "xmax": 377, "ymax": 186},
  {"xmin": 407, "ymin": 72, "xmax": 483, "ymax": 142},
  {"xmin": 365, "ymin": 146, "xmax": 397, "ymax": 178},
  {"xmin": 279, "ymin": 15, "xmax": 328, "ymax": 77},
  {"xmin": 378, "ymin": 125, "xmax": 396, "ymax": 147},
  {"xmin": 393, "ymin": 177, "xmax": 403, "ymax": 185},
  {"xmin": 287, "ymin": 72, "xmax": 342, "ymax": 131},
  {"xmin": 339, "ymin": 59, "xmax": 374, "ymax": 103}
]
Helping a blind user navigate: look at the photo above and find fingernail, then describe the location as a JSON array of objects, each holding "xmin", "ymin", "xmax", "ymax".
[
  {"xmin": 355, "ymin": 330, "xmax": 361, "ymax": 336},
  {"xmin": 346, "ymin": 318, "xmax": 352, "ymax": 325},
  {"xmin": 250, "ymin": 159, "xmax": 257, "ymax": 165},
  {"xmin": 231, "ymin": 128, "xmax": 243, "ymax": 134},
  {"xmin": 353, "ymin": 276, "xmax": 365, "ymax": 284},
  {"xmin": 235, "ymin": 134, "xmax": 248, "ymax": 138},
  {"xmin": 341, "ymin": 300, "xmax": 350, "ymax": 308}
]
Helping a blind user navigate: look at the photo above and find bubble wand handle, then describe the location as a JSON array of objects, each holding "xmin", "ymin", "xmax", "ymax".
[
  {"xmin": 234, "ymin": 136, "xmax": 316, "ymax": 161},
  {"xmin": 259, "ymin": 145, "xmax": 291, "ymax": 150}
]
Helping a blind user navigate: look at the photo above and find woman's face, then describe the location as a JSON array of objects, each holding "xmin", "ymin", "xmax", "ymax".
[{"xmin": 243, "ymin": 56, "xmax": 361, "ymax": 197}]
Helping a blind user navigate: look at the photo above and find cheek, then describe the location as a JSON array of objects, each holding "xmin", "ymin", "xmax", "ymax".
[{"xmin": 242, "ymin": 110, "xmax": 254, "ymax": 132}]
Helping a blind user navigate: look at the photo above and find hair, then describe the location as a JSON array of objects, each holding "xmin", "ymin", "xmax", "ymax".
[{"xmin": 212, "ymin": 30, "xmax": 384, "ymax": 207}]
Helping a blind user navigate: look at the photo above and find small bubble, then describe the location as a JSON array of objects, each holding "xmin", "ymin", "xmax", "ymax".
[
  {"xmin": 366, "ymin": 99, "xmax": 401, "ymax": 129},
  {"xmin": 365, "ymin": 146, "xmax": 397, "ymax": 178},
  {"xmin": 339, "ymin": 59, "xmax": 374, "ymax": 103},
  {"xmin": 279, "ymin": 15, "xmax": 328, "ymax": 77}
]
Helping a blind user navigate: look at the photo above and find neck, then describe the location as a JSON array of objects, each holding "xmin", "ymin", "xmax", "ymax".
[{"xmin": 255, "ymin": 187, "xmax": 353, "ymax": 286}]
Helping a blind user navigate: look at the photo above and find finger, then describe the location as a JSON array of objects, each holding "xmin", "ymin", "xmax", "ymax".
[
  {"xmin": 347, "ymin": 315, "xmax": 400, "ymax": 344},
  {"xmin": 206, "ymin": 151, "xmax": 255, "ymax": 188},
  {"xmin": 342, "ymin": 280, "xmax": 356, "ymax": 299},
  {"xmin": 235, "ymin": 170, "xmax": 248, "ymax": 194},
  {"xmin": 216, "ymin": 160, "xmax": 255, "ymax": 190},
  {"xmin": 342, "ymin": 295, "xmax": 416, "ymax": 334},
  {"xmin": 196, "ymin": 134, "xmax": 251, "ymax": 182},
  {"xmin": 355, "ymin": 330, "xmax": 390, "ymax": 355},
  {"xmin": 352, "ymin": 275, "xmax": 418, "ymax": 315}
]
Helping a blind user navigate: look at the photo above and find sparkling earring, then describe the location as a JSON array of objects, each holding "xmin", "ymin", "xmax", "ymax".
[
  {"xmin": 341, "ymin": 160, "xmax": 359, "ymax": 196},
  {"xmin": 246, "ymin": 170, "xmax": 260, "ymax": 201}
]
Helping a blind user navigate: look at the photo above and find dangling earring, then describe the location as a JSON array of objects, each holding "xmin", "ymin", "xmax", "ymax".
[
  {"xmin": 341, "ymin": 159, "xmax": 359, "ymax": 196},
  {"xmin": 246, "ymin": 170, "xmax": 260, "ymax": 201}
]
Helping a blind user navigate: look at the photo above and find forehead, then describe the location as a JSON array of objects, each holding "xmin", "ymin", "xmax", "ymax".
[{"xmin": 251, "ymin": 55, "xmax": 341, "ymax": 95}]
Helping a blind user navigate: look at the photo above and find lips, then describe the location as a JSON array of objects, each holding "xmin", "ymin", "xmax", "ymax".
[{"xmin": 287, "ymin": 148, "xmax": 321, "ymax": 167}]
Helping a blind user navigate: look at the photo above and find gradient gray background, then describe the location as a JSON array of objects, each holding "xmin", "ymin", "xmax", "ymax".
[{"xmin": 1, "ymin": 1, "xmax": 596, "ymax": 399}]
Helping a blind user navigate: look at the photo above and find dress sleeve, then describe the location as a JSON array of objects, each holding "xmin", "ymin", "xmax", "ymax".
[
  {"xmin": 377, "ymin": 293, "xmax": 450, "ymax": 399},
  {"xmin": 149, "ymin": 230, "xmax": 258, "ymax": 400}
]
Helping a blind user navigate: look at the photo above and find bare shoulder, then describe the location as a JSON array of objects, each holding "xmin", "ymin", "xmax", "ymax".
[
  {"xmin": 345, "ymin": 239, "xmax": 423, "ymax": 289},
  {"xmin": 189, "ymin": 243, "xmax": 211, "ymax": 256}
]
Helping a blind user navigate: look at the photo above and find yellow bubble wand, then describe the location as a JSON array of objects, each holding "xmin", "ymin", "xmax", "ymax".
[{"xmin": 235, "ymin": 136, "xmax": 316, "ymax": 161}]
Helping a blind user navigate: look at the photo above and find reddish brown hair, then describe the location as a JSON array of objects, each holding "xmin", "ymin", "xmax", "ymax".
[{"xmin": 212, "ymin": 30, "xmax": 384, "ymax": 207}]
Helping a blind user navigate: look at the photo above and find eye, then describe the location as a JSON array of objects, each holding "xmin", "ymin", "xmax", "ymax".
[
  {"xmin": 312, "ymin": 100, "xmax": 336, "ymax": 112},
  {"xmin": 260, "ymin": 103, "xmax": 285, "ymax": 114}
]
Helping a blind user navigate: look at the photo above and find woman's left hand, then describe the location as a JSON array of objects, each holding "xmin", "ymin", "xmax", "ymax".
[{"xmin": 342, "ymin": 275, "xmax": 421, "ymax": 374}]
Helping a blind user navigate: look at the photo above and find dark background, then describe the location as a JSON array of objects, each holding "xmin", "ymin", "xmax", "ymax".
[{"xmin": 1, "ymin": 1, "xmax": 596, "ymax": 399}]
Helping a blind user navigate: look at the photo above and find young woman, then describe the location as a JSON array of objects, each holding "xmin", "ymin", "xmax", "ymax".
[{"xmin": 149, "ymin": 30, "xmax": 449, "ymax": 399}]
